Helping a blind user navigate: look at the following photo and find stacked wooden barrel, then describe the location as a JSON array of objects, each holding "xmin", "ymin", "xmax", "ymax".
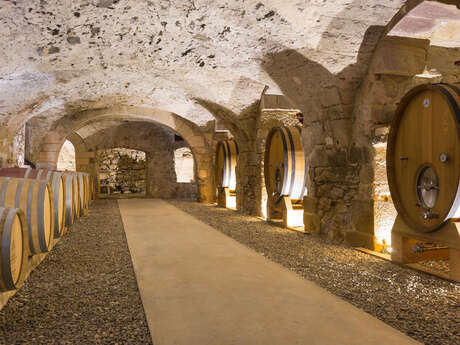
[
  {"xmin": 215, "ymin": 139, "xmax": 239, "ymax": 208},
  {"xmin": 0, "ymin": 176, "xmax": 54, "ymax": 254},
  {"xmin": 0, "ymin": 167, "xmax": 95, "ymax": 290},
  {"xmin": 0, "ymin": 207, "xmax": 28, "ymax": 291},
  {"xmin": 0, "ymin": 168, "xmax": 65, "ymax": 238}
]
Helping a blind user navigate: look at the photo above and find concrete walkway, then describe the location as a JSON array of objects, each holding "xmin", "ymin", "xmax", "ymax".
[{"xmin": 118, "ymin": 199, "xmax": 420, "ymax": 345}]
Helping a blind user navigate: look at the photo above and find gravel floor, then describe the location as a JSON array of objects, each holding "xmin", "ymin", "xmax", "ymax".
[
  {"xmin": 0, "ymin": 200, "xmax": 152, "ymax": 345},
  {"xmin": 169, "ymin": 201, "xmax": 460, "ymax": 345}
]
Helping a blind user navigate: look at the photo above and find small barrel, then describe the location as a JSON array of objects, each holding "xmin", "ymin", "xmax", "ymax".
[
  {"xmin": 0, "ymin": 168, "xmax": 65, "ymax": 239},
  {"xmin": 387, "ymin": 83, "xmax": 460, "ymax": 232},
  {"xmin": 0, "ymin": 177, "xmax": 54, "ymax": 254},
  {"xmin": 0, "ymin": 207, "xmax": 28, "ymax": 291},
  {"xmin": 43, "ymin": 171, "xmax": 65, "ymax": 238},
  {"xmin": 76, "ymin": 172, "xmax": 88, "ymax": 216},
  {"xmin": 264, "ymin": 126, "xmax": 307, "ymax": 204},
  {"xmin": 215, "ymin": 139, "xmax": 239, "ymax": 191},
  {"xmin": 62, "ymin": 173, "xmax": 76, "ymax": 227},
  {"xmin": 83, "ymin": 173, "xmax": 91, "ymax": 206}
]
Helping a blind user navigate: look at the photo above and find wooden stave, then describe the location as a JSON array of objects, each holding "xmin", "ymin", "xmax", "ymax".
[
  {"xmin": 62, "ymin": 173, "xmax": 76, "ymax": 227},
  {"xmin": 264, "ymin": 126, "xmax": 307, "ymax": 204},
  {"xmin": 215, "ymin": 140, "xmax": 239, "ymax": 191},
  {"xmin": 43, "ymin": 171, "xmax": 65, "ymax": 238},
  {"xmin": 0, "ymin": 206, "xmax": 28, "ymax": 292},
  {"xmin": 0, "ymin": 177, "xmax": 54, "ymax": 254},
  {"xmin": 0, "ymin": 168, "xmax": 66, "ymax": 238},
  {"xmin": 72, "ymin": 173, "xmax": 81, "ymax": 220},
  {"xmin": 387, "ymin": 83, "xmax": 460, "ymax": 233},
  {"xmin": 76, "ymin": 173, "xmax": 88, "ymax": 215},
  {"xmin": 83, "ymin": 173, "xmax": 91, "ymax": 207}
]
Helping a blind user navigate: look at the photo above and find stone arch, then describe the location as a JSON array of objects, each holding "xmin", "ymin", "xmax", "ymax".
[
  {"xmin": 349, "ymin": 0, "xmax": 460, "ymax": 249},
  {"xmin": 37, "ymin": 106, "xmax": 214, "ymax": 202}
]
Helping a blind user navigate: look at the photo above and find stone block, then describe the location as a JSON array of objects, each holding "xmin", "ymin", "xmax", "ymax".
[
  {"xmin": 373, "ymin": 37, "xmax": 428, "ymax": 77},
  {"xmin": 304, "ymin": 212, "xmax": 320, "ymax": 234},
  {"xmin": 351, "ymin": 200, "xmax": 374, "ymax": 235}
]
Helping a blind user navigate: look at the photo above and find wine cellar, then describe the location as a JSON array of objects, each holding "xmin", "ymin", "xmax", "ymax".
[{"xmin": 0, "ymin": 1, "xmax": 459, "ymax": 344}]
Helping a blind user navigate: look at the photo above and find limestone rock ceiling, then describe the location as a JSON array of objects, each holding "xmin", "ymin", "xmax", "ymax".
[
  {"xmin": 0, "ymin": 0, "xmax": 421, "ymax": 134},
  {"xmin": 390, "ymin": 2, "xmax": 460, "ymax": 46}
]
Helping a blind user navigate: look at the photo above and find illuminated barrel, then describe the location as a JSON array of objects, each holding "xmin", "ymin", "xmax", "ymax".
[
  {"xmin": 0, "ymin": 177, "xmax": 53, "ymax": 254},
  {"xmin": 387, "ymin": 83, "xmax": 460, "ymax": 232},
  {"xmin": 264, "ymin": 126, "xmax": 307, "ymax": 204},
  {"xmin": 0, "ymin": 168, "xmax": 65, "ymax": 239},
  {"xmin": 215, "ymin": 139, "xmax": 239, "ymax": 191},
  {"xmin": 0, "ymin": 207, "xmax": 28, "ymax": 291}
]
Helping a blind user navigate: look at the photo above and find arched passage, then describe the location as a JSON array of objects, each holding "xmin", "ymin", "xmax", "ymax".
[{"xmin": 36, "ymin": 107, "xmax": 214, "ymax": 202}]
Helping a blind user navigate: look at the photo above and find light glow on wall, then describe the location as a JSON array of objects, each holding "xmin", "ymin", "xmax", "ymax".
[{"xmin": 286, "ymin": 209, "xmax": 304, "ymax": 228}]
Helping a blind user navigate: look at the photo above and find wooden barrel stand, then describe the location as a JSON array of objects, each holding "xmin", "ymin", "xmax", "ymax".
[
  {"xmin": 215, "ymin": 140, "xmax": 238, "ymax": 209},
  {"xmin": 387, "ymin": 83, "xmax": 460, "ymax": 282},
  {"xmin": 264, "ymin": 126, "xmax": 307, "ymax": 232}
]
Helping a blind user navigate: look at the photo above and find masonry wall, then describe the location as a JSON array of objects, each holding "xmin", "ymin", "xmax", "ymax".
[
  {"xmin": 81, "ymin": 122, "xmax": 198, "ymax": 200},
  {"xmin": 97, "ymin": 148, "xmax": 147, "ymax": 195}
]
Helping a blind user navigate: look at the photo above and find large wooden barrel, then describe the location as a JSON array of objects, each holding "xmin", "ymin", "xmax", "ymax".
[
  {"xmin": 0, "ymin": 177, "xmax": 54, "ymax": 254},
  {"xmin": 264, "ymin": 126, "xmax": 307, "ymax": 204},
  {"xmin": 387, "ymin": 83, "xmax": 460, "ymax": 232},
  {"xmin": 0, "ymin": 207, "xmax": 28, "ymax": 291},
  {"xmin": 215, "ymin": 139, "xmax": 239, "ymax": 191},
  {"xmin": 0, "ymin": 168, "xmax": 65, "ymax": 239}
]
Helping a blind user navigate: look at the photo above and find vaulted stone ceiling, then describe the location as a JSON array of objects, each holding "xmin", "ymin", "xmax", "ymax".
[
  {"xmin": 390, "ymin": 1, "xmax": 460, "ymax": 46},
  {"xmin": 0, "ymin": 0, "xmax": 457, "ymax": 137}
]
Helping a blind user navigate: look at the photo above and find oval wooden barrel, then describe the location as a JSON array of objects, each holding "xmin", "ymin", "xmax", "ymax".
[
  {"xmin": 0, "ymin": 168, "xmax": 65, "ymax": 239},
  {"xmin": 387, "ymin": 83, "xmax": 460, "ymax": 232},
  {"xmin": 215, "ymin": 139, "xmax": 239, "ymax": 191},
  {"xmin": 0, "ymin": 177, "xmax": 54, "ymax": 254},
  {"xmin": 264, "ymin": 126, "xmax": 307, "ymax": 204},
  {"xmin": 62, "ymin": 173, "xmax": 76, "ymax": 227},
  {"xmin": 0, "ymin": 207, "xmax": 28, "ymax": 291}
]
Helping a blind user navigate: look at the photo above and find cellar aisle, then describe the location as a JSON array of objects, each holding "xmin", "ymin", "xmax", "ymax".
[{"xmin": 118, "ymin": 199, "xmax": 419, "ymax": 345}]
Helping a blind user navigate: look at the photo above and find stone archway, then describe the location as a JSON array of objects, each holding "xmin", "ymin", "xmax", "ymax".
[{"xmin": 37, "ymin": 106, "xmax": 215, "ymax": 203}]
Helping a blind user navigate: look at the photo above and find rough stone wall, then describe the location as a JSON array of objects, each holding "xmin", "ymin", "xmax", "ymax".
[
  {"xmin": 57, "ymin": 139, "xmax": 76, "ymax": 171},
  {"xmin": 97, "ymin": 148, "xmax": 146, "ymax": 195},
  {"xmin": 82, "ymin": 122, "xmax": 198, "ymax": 200},
  {"xmin": 351, "ymin": 35, "xmax": 460, "ymax": 249}
]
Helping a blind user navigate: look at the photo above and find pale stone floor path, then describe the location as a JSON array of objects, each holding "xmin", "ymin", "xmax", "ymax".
[{"xmin": 118, "ymin": 199, "xmax": 420, "ymax": 345}]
